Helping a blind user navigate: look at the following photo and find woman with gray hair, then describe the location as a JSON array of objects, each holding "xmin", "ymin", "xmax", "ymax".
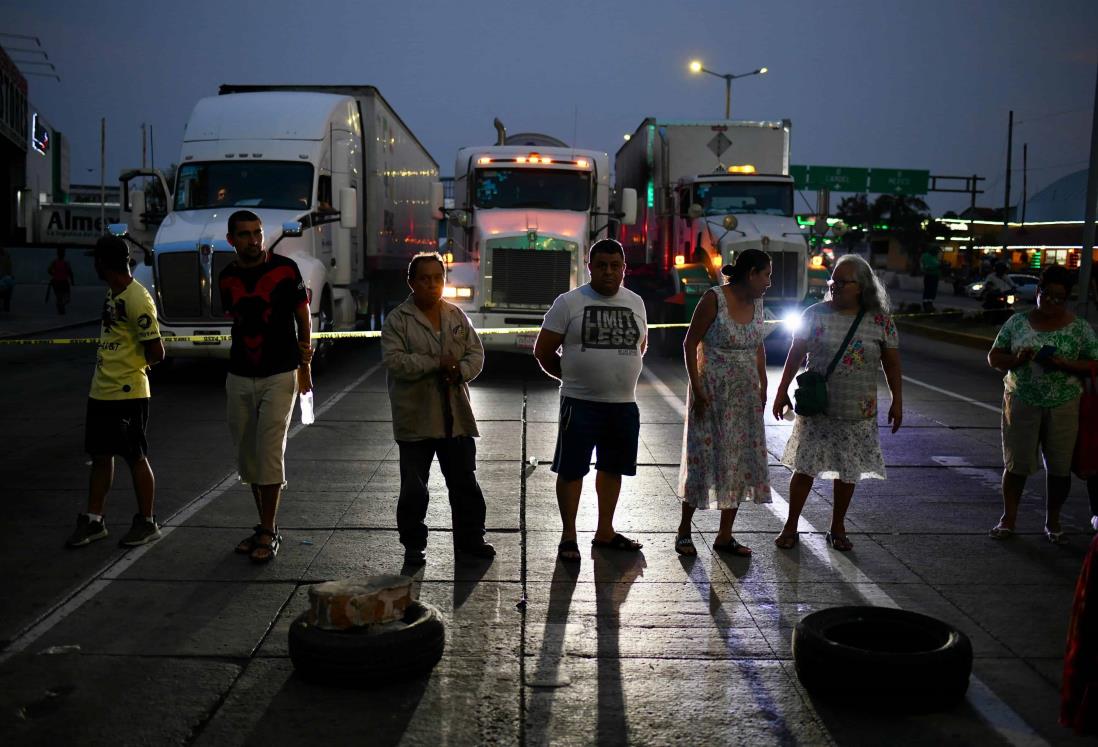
[{"xmin": 770, "ymin": 254, "xmax": 903, "ymax": 551}]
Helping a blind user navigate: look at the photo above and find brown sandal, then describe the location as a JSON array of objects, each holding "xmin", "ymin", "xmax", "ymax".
[
  {"xmin": 235, "ymin": 525, "xmax": 262, "ymax": 554},
  {"xmin": 249, "ymin": 529, "xmax": 282, "ymax": 563}
]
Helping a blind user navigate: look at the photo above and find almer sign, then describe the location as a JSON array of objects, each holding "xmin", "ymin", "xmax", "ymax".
[{"xmin": 38, "ymin": 205, "xmax": 121, "ymax": 245}]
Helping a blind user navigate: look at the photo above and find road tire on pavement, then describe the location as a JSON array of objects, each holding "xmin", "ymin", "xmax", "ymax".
[
  {"xmin": 288, "ymin": 600, "xmax": 446, "ymax": 687},
  {"xmin": 792, "ymin": 605, "xmax": 972, "ymax": 711}
]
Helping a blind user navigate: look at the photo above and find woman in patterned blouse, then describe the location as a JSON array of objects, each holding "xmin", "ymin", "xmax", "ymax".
[{"xmin": 988, "ymin": 264, "xmax": 1098, "ymax": 544}]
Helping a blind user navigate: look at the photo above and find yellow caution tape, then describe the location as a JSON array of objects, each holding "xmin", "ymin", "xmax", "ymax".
[{"xmin": 0, "ymin": 309, "xmax": 982, "ymax": 347}]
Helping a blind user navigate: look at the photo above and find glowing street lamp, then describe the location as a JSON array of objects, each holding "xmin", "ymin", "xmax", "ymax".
[{"xmin": 688, "ymin": 60, "xmax": 768, "ymax": 119}]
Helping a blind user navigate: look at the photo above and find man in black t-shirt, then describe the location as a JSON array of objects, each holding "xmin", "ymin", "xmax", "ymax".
[{"xmin": 219, "ymin": 210, "xmax": 313, "ymax": 563}]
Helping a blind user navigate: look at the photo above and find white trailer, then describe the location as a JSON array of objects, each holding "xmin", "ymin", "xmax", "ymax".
[
  {"xmin": 442, "ymin": 125, "xmax": 635, "ymax": 352},
  {"xmin": 118, "ymin": 84, "xmax": 440, "ymax": 358},
  {"xmin": 616, "ymin": 119, "xmax": 807, "ymax": 334}
]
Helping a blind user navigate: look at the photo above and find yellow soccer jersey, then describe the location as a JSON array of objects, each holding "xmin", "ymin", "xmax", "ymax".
[{"xmin": 90, "ymin": 280, "xmax": 161, "ymax": 400}]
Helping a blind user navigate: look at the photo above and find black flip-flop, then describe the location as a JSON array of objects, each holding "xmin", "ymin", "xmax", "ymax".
[
  {"xmin": 591, "ymin": 533, "xmax": 643, "ymax": 552},
  {"xmin": 713, "ymin": 537, "xmax": 752, "ymax": 557},
  {"xmin": 557, "ymin": 539, "xmax": 581, "ymax": 563},
  {"xmin": 674, "ymin": 534, "xmax": 697, "ymax": 556}
]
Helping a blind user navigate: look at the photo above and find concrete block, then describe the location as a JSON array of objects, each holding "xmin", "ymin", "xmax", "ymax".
[{"xmin": 306, "ymin": 575, "xmax": 415, "ymax": 629}]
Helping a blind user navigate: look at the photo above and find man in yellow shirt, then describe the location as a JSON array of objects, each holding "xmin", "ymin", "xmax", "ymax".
[{"xmin": 66, "ymin": 236, "xmax": 166, "ymax": 548}]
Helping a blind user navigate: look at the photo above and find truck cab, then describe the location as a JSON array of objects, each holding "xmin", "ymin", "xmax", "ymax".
[
  {"xmin": 444, "ymin": 130, "xmax": 634, "ymax": 351},
  {"xmin": 676, "ymin": 171, "xmax": 808, "ymax": 332}
]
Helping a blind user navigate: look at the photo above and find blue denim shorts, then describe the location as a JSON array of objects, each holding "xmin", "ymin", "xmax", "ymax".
[{"xmin": 551, "ymin": 397, "xmax": 640, "ymax": 480}]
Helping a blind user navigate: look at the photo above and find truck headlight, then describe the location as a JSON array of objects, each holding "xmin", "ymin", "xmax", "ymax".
[
  {"xmin": 443, "ymin": 285, "xmax": 473, "ymax": 299},
  {"xmin": 782, "ymin": 311, "xmax": 803, "ymax": 334}
]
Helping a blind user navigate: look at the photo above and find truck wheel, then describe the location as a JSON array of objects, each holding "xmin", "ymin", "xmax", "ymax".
[
  {"xmin": 792, "ymin": 606, "xmax": 972, "ymax": 711},
  {"xmin": 288, "ymin": 601, "xmax": 446, "ymax": 687}
]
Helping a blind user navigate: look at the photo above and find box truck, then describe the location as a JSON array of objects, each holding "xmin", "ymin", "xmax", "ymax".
[
  {"xmin": 616, "ymin": 119, "xmax": 807, "ymax": 335},
  {"xmin": 117, "ymin": 84, "xmax": 440, "ymax": 358}
]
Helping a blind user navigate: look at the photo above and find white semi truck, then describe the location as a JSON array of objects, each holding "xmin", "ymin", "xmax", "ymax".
[
  {"xmin": 441, "ymin": 122, "xmax": 635, "ymax": 352},
  {"xmin": 117, "ymin": 84, "xmax": 440, "ymax": 357},
  {"xmin": 615, "ymin": 119, "xmax": 807, "ymax": 335}
]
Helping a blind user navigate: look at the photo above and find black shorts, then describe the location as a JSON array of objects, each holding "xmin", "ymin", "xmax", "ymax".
[
  {"xmin": 551, "ymin": 397, "xmax": 640, "ymax": 480},
  {"xmin": 84, "ymin": 398, "xmax": 150, "ymax": 461}
]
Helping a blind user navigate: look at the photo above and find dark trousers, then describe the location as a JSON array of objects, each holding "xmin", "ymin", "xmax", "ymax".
[
  {"xmin": 922, "ymin": 274, "xmax": 939, "ymax": 303},
  {"xmin": 397, "ymin": 436, "xmax": 486, "ymax": 552}
]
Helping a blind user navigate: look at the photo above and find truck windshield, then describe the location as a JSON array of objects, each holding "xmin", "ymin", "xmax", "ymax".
[
  {"xmin": 173, "ymin": 162, "xmax": 315, "ymax": 211},
  {"xmin": 474, "ymin": 168, "xmax": 591, "ymax": 211},
  {"xmin": 694, "ymin": 181, "xmax": 793, "ymax": 217}
]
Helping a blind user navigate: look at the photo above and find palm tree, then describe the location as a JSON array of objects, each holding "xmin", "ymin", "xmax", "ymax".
[
  {"xmin": 872, "ymin": 194, "xmax": 931, "ymax": 272},
  {"xmin": 835, "ymin": 194, "xmax": 871, "ymax": 252}
]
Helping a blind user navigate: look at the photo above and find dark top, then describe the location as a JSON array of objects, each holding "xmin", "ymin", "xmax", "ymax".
[{"xmin": 218, "ymin": 252, "xmax": 308, "ymax": 377}]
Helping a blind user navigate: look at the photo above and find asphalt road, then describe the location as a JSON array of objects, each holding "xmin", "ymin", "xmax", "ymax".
[{"xmin": 0, "ymin": 325, "xmax": 1094, "ymax": 745}]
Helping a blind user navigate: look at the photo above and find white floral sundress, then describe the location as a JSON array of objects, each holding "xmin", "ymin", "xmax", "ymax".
[{"xmin": 678, "ymin": 288, "xmax": 771, "ymax": 509}]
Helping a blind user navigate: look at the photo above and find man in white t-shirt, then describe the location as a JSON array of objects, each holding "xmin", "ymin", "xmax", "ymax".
[{"xmin": 533, "ymin": 239, "xmax": 648, "ymax": 563}]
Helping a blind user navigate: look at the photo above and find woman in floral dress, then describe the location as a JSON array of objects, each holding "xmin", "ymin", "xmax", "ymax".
[
  {"xmin": 676, "ymin": 249, "xmax": 772, "ymax": 557},
  {"xmin": 771, "ymin": 254, "xmax": 903, "ymax": 551}
]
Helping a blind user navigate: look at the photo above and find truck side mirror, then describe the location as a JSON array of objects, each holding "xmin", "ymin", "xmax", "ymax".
[
  {"xmin": 108, "ymin": 223, "xmax": 130, "ymax": 238},
  {"xmin": 448, "ymin": 209, "xmax": 470, "ymax": 228},
  {"xmin": 620, "ymin": 188, "xmax": 637, "ymax": 226},
  {"xmin": 129, "ymin": 190, "xmax": 147, "ymax": 229},
  {"xmin": 430, "ymin": 182, "xmax": 445, "ymax": 221},
  {"xmin": 282, "ymin": 221, "xmax": 304, "ymax": 238},
  {"xmin": 688, "ymin": 203, "xmax": 704, "ymax": 220},
  {"xmin": 338, "ymin": 187, "xmax": 358, "ymax": 229}
]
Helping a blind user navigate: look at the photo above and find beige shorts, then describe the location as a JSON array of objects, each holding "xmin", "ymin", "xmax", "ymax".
[
  {"xmin": 226, "ymin": 370, "xmax": 298, "ymax": 486},
  {"xmin": 1001, "ymin": 392, "xmax": 1080, "ymax": 477}
]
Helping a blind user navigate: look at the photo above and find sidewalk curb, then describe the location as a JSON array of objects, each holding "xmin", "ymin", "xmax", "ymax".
[
  {"xmin": 0, "ymin": 318, "xmax": 99, "ymax": 341},
  {"xmin": 896, "ymin": 319, "xmax": 994, "ymax": 351}
]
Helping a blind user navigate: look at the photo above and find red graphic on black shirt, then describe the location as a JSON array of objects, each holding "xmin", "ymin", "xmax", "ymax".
[{"xmin": 219, "ymin": 258, "xmax": 307, "ymax": 373}]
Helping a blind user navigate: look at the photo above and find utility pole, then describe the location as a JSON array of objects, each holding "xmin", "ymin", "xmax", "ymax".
[
  {"xmin": 1021, "ymin": 143, "xmax": 1028, "ymax": 226},
  {"xmin": 1078, "ymin": 61, "xmax": 1098, "ymax": 319},
  {"xmin": 99, "ymin": 118, "xmax": 106, "ymax": 233},
  {"xmin": 1001, "ymin": 110, "xmax": 1013, "ymax": 255},
  {"xmin": 141, "ymin": 123, "xmax": 147, "ymax": 170}
]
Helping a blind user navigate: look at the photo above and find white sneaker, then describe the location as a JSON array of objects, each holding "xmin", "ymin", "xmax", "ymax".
[{"xmin": 1090, "ymin": 515, "xmax": 1098, "ymax": 533}]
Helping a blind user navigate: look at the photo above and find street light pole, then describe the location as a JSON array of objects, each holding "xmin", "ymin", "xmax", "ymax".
[{"xmin": 689, "ymin": 61, "xmax": 767, "ymax": 119}]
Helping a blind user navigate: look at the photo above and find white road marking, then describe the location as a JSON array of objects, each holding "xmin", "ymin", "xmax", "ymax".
[
  {"xmin": 640, "ymin": 365, "xmax": 1048, "ymax": 747},
  {"xmin": 0, "ymin": 363, "xmax": 383, "ymax": 665},
  {"xmin": 902, "ymin": 374, "xmax": 1003, "ymax": 414}
]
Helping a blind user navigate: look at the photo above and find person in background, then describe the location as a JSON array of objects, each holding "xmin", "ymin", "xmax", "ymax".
[
  {"xmin": 47, "ymin": 247, "xmax": 74, "ymax": 315},
  {"xmin": 65, "ymin": 236, "xmax": 165, "ymax": 548},
  {"xmin": 771, "ymin": 254, "xmax": 903, "ymax": 551},
  {"xmin": 981, "ymin": 262, "xmax": 1017, "ymax": 310},
  {"xmin": 675, "ymin": 249, "xmax": 772, "ymax": 557},
  {"xmin": 0, "ymin": 245, "xmax": 14, "ymax": 312},
  {"xmin": 987, "ymin": 264, "xmax": 1098, "ymax": 544},
  {"xmin": 919, "ymin": 244, "xmax": 941, "ymax": 312}
]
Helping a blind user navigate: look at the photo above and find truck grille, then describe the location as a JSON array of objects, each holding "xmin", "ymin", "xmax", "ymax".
[
  {"xmin": 157, "ymin": 251, "xmax": 235, "ymax": 320},
  {"xmin": 768, "ymin": 251, "xmax": 801, "ymax": 299},
  {"xmin": 490, "ymin": 248, "xmax": 572, "ymax": 307}
]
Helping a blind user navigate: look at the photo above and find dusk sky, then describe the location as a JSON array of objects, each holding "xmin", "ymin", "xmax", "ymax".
[{"xmin": 4, "ymin": 0, "xmax": 1097, "ymax": 215}]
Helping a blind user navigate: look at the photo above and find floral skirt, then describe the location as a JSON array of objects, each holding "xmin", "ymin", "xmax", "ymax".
[{"xmin": 781, "ymin": 415, "xmax": 886, "ymax": 484}]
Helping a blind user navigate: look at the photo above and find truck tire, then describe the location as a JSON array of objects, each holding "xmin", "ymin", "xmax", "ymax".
[
  {"xmin": 311, "ymin": 290, "xmax": 335, "ymax": 374},
  {"xmin": 288, "ymin": 601, "xmax": 445, "ymax": 687},
  {"xmin": 792, "ymin": 606, "xmax": 972, "ymax": 711}
]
